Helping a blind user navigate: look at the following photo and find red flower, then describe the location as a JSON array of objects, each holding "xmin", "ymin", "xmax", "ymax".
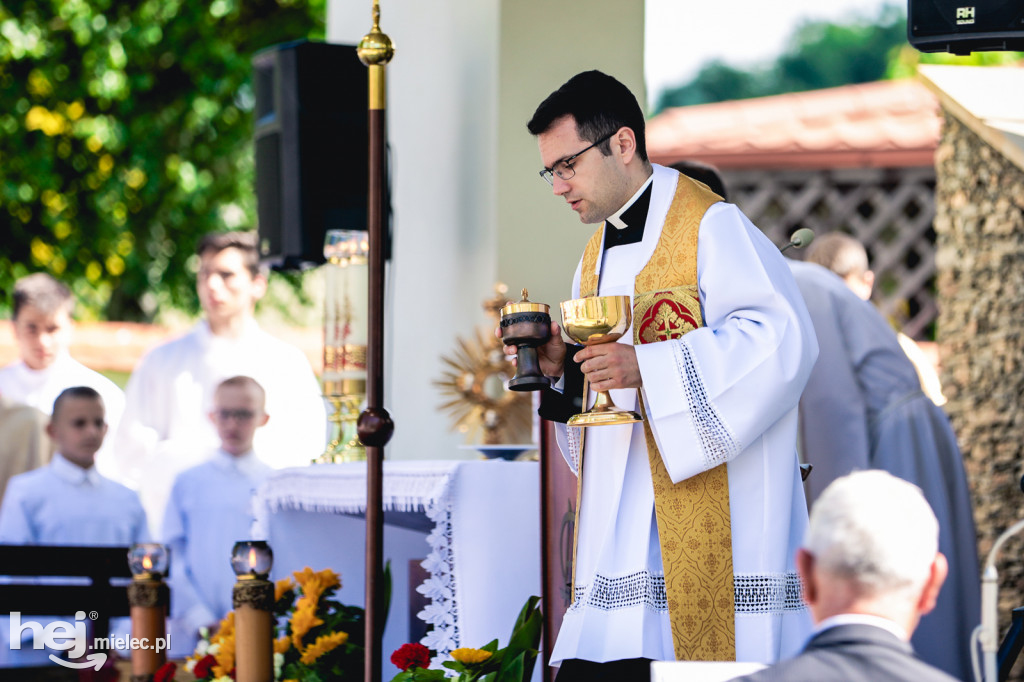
[
  {"xmin": 155, "ymin": 662, "xmax": 177, "ymax": 682},
  {"xmin": 390, "ymin": 642, "xmax": 431, "ymax": 671},
  {"xmin": 193, "ymin": 654, "xmax": 217, "ymax": 678}
]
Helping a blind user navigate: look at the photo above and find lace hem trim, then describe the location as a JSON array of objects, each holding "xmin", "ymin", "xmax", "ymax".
[{"xmin": 570, "ymin": 571, "xmax": 805, "ymax": 614}]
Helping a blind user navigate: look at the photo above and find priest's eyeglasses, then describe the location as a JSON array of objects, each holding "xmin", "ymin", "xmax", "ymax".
[{"xmin": 539, "ymin": 131, "xmax": 616, "ymax": 186}]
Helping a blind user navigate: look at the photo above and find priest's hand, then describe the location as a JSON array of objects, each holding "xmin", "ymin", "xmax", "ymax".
[
  {"xmin": 497, "ymin": 322, "xmax": 567, "ymax": 379},
  {"xmin": 574, "ymin": 342, "xmax": 642, "ymax": 390}
]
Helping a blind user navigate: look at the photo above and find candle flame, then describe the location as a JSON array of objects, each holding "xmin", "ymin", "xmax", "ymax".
[
  {"xmin": 248, "ymin": 547, "xmax": 259, "ymax": 570},
  {"xmin": 142, "ymin": 555, "xmax": 153, "ymax": 571}
]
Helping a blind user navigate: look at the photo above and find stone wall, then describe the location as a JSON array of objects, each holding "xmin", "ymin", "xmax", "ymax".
[{"xmin": 934, "ymin": 112, "xmax": 1024, "ymax": 664}]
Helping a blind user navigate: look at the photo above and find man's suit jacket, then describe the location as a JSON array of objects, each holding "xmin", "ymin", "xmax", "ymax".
[{"xmin": 733, "ymin": 624, "xmax": 960, "ymax": 682}]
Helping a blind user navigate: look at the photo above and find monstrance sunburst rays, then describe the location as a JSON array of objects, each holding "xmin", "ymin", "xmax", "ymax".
[{"xmin": 434, "ymin": 326, "xmax": 533, "ymax": 446}]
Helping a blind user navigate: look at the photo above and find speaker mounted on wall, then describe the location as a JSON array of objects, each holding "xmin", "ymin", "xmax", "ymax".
[
  {"xmin": 908, "ymin": 0, "xmax": 1024, "ymax": 54},
  {"xmin": 253, "ymin": 40, "xmax": 389, "ymax": 269}
]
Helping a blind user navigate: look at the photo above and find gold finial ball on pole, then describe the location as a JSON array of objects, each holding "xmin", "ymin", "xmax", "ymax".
[{"xmin": 357, "ymin": 0, "xmax": 395, "ymax": 66}]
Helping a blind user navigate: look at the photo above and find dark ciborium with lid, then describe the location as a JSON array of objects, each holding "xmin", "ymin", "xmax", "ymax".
[{"xmin": 500, "ymin": 289, "xmax": 552, "ymax": 391}]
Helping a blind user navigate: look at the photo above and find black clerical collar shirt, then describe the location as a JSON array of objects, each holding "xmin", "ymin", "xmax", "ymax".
[{"xmin": 603, "ymin": 175, "xmax": 654, "ymax": 251}]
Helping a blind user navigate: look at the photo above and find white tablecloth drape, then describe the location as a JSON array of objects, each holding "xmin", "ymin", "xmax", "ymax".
[{"xmin": 252, "ymin": 460, "xmax": 540, "ymax": 672}]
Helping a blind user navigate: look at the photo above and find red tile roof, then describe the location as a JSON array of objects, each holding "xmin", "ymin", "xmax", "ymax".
[{"xmin": 647, "ymin": 79, "xmax": 942, "ymax": 170}]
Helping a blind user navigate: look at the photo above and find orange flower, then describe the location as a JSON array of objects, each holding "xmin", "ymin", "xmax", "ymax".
[
  {"xmin": 212, "ymin": 611, "xmax": 235, "ymax": 641},
  {"xmin": 450, "ymin": 648, "xmax": 492, "ymax": 665},
  {"xmin": 275, "ymin": 577, "xmax": 294, "ymax": 602},
  {"xmin": 292, "ymin": 567, "xmax": 340, "ymax": 604},
  {"xmin": 274, "ymin": 636, "xmax": 291, "ymax": 655},
  {"xmin": 292, "ymin": 567, "xmax": 318, "ymax": 589},
  {"xmin": 213, "ymin": 633, "xmax": 235, "ymax": 675},
  {"xmin": 299, "ymin": 631, "xmax": 349, "ymax": 665},
  {"xmin": 317, "ymin": 568, "xmax": 340, "ymax": 591},
  {"xmin": 290, "ymin": 601, "xmax": 324, "ymax": 649}
]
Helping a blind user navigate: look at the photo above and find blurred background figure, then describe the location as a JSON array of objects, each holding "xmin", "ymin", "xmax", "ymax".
[
  {"xmin": 0, "ymin": 392, "xmax": 51, "ymax": 507},
  {"xmin": 805, "ymin": 231, "xmax": 946, "ymax": 406},
  {"xmin": 115, "ymin": 230, "xmax": 326, "ymax": 533},
  {"xmin": 0, "ymin": 273, "xmax": 125, "ymax": 479},
  {"xmin": 162, "ymin": 376, "xmax": 273, "ymax": 655},
  {"xmin": 788, "ymin": 259, "xmax": 978, "ymax": 680}
]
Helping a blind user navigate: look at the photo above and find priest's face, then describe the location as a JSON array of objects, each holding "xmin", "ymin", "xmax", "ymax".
[{"xmin": 537, "ymin": 115, "xmax": 633, "ymax": 224}]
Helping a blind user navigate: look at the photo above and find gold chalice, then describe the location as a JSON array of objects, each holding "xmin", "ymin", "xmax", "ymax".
[{"xmin": 560, "ymin": 295, "xmax": 643, "ymax": 427}]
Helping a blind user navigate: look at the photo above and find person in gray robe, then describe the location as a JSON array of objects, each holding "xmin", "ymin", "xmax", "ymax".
[{"xmin": 788, "ymin": 259, "xmax": 979, "ymax": 681}]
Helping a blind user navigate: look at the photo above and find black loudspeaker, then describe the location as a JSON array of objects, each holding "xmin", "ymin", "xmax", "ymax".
[
  {"xmin": 254, "ymin": 41, "xmax": 375, "ymax": 269},
  {"xmin": 908, "ymin": 0, "xmax": 1024, "ymax": 54}
]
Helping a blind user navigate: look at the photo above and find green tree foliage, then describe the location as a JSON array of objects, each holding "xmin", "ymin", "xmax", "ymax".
[
  {"xmin": 654, "ymin": 4, "xmax": 908, "ymax": 112},
  {"xmin": 888, "ymin": 43, "xmax": 1024, "ymax": 78},
  {"xmin": 0, "ymin": 0, "xmax": 325, "ymax": 320}
]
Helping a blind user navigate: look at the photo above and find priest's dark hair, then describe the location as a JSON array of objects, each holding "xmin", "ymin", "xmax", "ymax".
[{"xmin": 527, "ymin": 70, "xmax": 648, "ymax": 162}]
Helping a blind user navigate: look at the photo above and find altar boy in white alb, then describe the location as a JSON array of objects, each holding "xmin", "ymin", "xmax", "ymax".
[
  {"xmin": 0, "ymin": 273, "xmax": 126, "ymax": 480},
  {"xmin": 519, "ymin": 71, "xmax": 818, "ymax": 680},
  {"xmin": 161, "ymin": 375, "xmax": 273, "ymax": 654}
]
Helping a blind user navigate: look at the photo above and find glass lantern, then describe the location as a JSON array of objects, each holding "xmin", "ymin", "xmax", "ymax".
[
  {"xmin": 231, "ymin": 540, "xmax": 274, "ymax": 580},
  {"xmin": 127, "ymin": 543, "xmax": 170, "ymax": 580}
]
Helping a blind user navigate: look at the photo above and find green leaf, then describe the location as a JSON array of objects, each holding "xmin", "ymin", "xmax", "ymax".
[
  {"xmin": 495, "ymin": 651, "xmax": 525, "ymax": 682},
  {"xmin": 505, "ymin": 596, "xmax": 542, "ymax": 682}
]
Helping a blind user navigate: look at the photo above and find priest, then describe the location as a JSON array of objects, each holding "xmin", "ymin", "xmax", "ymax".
[{"xmin": 514, "ymin": 70, "xmax": 818, "ymax": 681}]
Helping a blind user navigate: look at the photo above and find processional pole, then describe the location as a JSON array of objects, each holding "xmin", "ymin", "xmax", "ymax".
[{"xmin": 356, "ymin": 3, "xmax": 395, "ymax": 682}]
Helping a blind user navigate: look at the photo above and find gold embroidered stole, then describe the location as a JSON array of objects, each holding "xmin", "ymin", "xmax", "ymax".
[{"xmin": 577, "ymin": 174, "xmax": 736, "ymax": 661}]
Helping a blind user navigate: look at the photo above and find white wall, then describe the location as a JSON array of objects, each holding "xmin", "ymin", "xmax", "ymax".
[{"xmin": 327, "ymin": 0, "xmax": 643, "ymax": 461}]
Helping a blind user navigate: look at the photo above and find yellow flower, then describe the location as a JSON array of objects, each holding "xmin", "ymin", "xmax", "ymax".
[
  {"xmin": 290, "ymin": 601, "xmax": 324, "ymax": 649},
  {"xmin": 450, "ymin": 648, "xmax": 493, "ymax": 665},
  {"xmin": 212, "ymin": 611, "xmax": 235, "ymax": 641},
  {"xmin": 317, "ymin": 568, "xmax": 341, "ymax": 591},
  {"xmin": 275, "ymin": 577, "xmax": 294, "ymax": 602},
  {"xmin": 292, "ymin": 567, "xmax": 341, "ymax": 604},
  {"xmin": 299, "ymin": 631, "xmax": 349, "ymax": 665},
  {"xmin": 292, "ymin": 567, "xmax": 318, "ymax": 589},
  {"xmin": 294, "ymin": 593, "xmax": 317, "ymax": 614},
  {"xmin": 274, "ymin": 636, "xmax": 292, "ymax": 655},
  {"xmin": 293, "ymin": 568, "xmax": 325, "ymax": 602},
  {"xmin": 213, "ymin": 634, "xmax": 235, "ymax": 675}
]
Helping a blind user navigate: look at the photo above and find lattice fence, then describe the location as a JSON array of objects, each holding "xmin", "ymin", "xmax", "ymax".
[{"xmin": 721, "ymin": 167, "xmax": 938, "ymax": 339}]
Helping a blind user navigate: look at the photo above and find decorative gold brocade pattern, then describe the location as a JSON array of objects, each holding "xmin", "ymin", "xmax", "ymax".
[{"xmin": 578, "ymin": 173, "xmax": 735, "ymax": 661}]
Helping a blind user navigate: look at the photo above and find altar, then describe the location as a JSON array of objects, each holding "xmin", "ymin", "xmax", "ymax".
[{"xmin": 252, "ymin": 460, "xmax": 540, "ymax": 676}]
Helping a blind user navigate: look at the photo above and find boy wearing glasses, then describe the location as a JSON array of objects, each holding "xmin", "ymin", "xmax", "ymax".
[
  {"xmin": 515, "ymin": 71, "xmax": 818, "ymax": 680},
  {"xmin": 160, "ymin": 375, "xmax": 272, "ymax": 652}
]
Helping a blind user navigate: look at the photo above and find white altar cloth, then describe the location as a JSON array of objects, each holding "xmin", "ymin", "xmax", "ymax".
[{"xmin": 252, "ymin": 460, "xmax": 541, "ymax": 674}]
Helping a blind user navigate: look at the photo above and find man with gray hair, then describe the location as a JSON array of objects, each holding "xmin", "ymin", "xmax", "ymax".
[{"xmin": 735, "ymin": 469, "xmax": 959, "ymax": 682}]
